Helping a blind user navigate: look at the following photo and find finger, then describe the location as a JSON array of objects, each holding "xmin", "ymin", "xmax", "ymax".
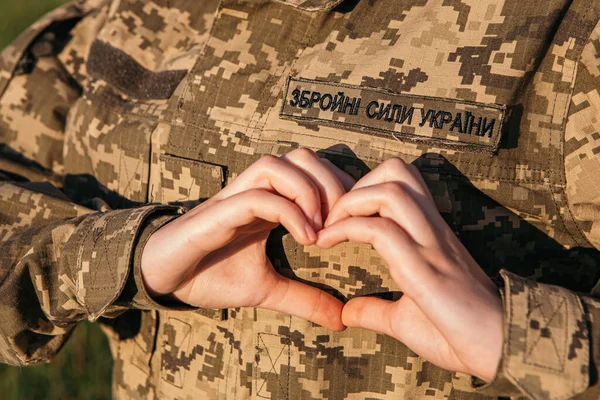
[
  {"xmin": 319, "ymin": 158, "xmax": 356, "ymax": 192},
  {"xmin": 190, "ymin": 189, "xmax": 317, "ymax": 257},
  {"xmin": 342, "ymin": 296, "xmax": 395, "ymax": 336},
  {"xmin": 260, "ymin": 276, "xmax": 346, "ymax": 331},
  {"xmin": 324, "ymin": 183, "xmax": 438, "ymax": 245},
  {"xmin": 343, "ymin": 296, "xmax": 455, "ymax": 369},
  {"xmin": 231, "ymin": 189, "xmax": 319, "ymax": 245},
  {"xmin": 141, "ymin": 189, "xmax": 315, "ymax": 297},
  {"xmin": 317, "ymin": 217, "xmax": 436, "ymax": 297},
  {"xmin": 318, "ymin": 216, "xmax": 415, "ymax": 253},
  {"xmin": 282, "ymin": 148, "xmax": 348, "ymax": 218},
  {"xmin": 353, "ymin": 158, "xmax": 434, "ymax": 203},
  {"xmin": 214, "ymin": 155, "xmax": 323, "ymax": 229}
]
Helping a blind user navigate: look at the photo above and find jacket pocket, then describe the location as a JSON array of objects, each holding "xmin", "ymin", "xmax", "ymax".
[
  {"xmin": 152, "ymin": 153, "xmax": 227, "ymax": 321},
  {"xmin": 155, "ymin": 154, "xmax": 225, "ymax": 206},
  {"xmin": 105, "ymin": 309, "xmax": 161, "ymax": 399},
  {"xmin": 158, "ymin": 310, "xmax": 236, "ymax": 398}
]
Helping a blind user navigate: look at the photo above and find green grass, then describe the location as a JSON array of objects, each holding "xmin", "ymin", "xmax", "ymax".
[
  {"xmin": 0, "ymin": 1, "xmax": 74, "ymax": 50},
  {"xmin": 0, "ymin": 323, "xmax": 113, "ymax": 400},
  {"xmin": 0, "ymin": 2, "xmax": 114, "ymax": 399}
]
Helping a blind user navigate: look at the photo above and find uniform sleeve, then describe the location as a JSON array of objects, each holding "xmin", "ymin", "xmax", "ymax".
[
  {"xmin": 473, "ymin": 20, "xmax": 600, "ymax": 400},
  {"xmin": 0, "ymin": 1, "xmax": 184, "ymax": 366},
  {"xmin": 0, "ymin": 182, "xmax": 182, "ymax": 365},
  {"xmin": 473, "ymin": 272, "xmax": 592, "ymax": 399}
]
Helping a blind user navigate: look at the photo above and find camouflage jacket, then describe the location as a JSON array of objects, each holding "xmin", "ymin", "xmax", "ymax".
[{"xmin": 1, "ymin": 0, "xmax": 600, "ymax": 398}]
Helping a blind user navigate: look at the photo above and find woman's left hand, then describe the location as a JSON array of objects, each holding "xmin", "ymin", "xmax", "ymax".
[{"xmin": 317, "ymin": 158, "xmax": 503, "ymax": 381}]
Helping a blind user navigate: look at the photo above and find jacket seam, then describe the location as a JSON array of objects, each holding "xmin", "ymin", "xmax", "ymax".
[
  {"xmin": 558, "ymin": 14, "xmax": 600, "ymax": 250},
  {"xmin": 92, "ymin": 106, "xmax": 556, "ymax": 179},
  {"xmin": 164, "ymin": 125, "xmax": 556, "ymax": 183},
  {"xmin": 243, "ymin": 16, "xmax": 300, "ymax": 145},
  {"xmin": 169, "ymin": 0, "xmax": 227, "ymax": 152}
]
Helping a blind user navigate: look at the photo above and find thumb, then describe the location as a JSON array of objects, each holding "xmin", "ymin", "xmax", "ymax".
[
  {"xmin": 342, "ymin": 296, "xmax": 395, "ymax": 336},
  {"xmin": 259, "ymin": 276, "xmax": 346, "ymax": 332}
]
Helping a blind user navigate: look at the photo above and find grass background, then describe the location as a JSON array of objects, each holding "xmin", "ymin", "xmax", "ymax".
[{"xmin": 0, "ymin": 2, "xmax": 114, "ymax": 399}]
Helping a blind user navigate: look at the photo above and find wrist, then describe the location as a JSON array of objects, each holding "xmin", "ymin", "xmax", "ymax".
[
  {"xmin": 140, "ymin": 228, "xmax": 170, "ymax": 298},
  {"xmin": 463, "ymin": 284, "xmax": 504, "ymax": 383},
  {"xmin": 116, "ymin": 206, "xmax": 184, "ymax": 309},
  {"xmin": 482, "ymin": 303, "xmax": 503, "ymax": 382}
]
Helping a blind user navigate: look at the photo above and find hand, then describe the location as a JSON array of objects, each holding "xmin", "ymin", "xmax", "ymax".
[
  {"xmin": 317, "ymin": 158, "xmax": 503, "ymax": 380},
  {"xmin": 141, "ymin": 149, "xmax": 354, "ymax": 331}
]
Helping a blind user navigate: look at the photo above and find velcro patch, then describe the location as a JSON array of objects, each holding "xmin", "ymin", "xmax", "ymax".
[{"xmin": 280, "ymin": 77, "xmax": 506, "ymax": 152}]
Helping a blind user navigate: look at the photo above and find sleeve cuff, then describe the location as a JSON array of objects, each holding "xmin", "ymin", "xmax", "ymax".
[
  {"xmin": 474, "ymin": 270, "xmax": 590, "ymax": 400},
  {"xmin": 114, "ymin": 205, "xmax": 228, "ymax": 320},
  {"xmin": 65, "ymin": 205, "xmax": 184, "ymax": 320},
  {"xmin": 118, "ymin": 208, "xmax": 199, "ymax": 311}
]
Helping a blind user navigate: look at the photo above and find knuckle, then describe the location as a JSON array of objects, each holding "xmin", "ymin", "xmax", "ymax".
[
  {"xmin": 385, "ymin": 182, "xmax": 415, "ymax": 206},
  {"xmin": 383, "ymin": 157, "xmax": 407, "ymax": 171},
  {"xmin": 348, "ymin": 300, "xmax": 367, "ymax": 324},
  {"xmin": 258, "ymin": 276, "xmax": 286, "ymax": 308},
  {"xmin": 352, "ymin": 300, "xmax": 367, "ymax": 319},
  {"xmin": 326, "ymin": 181, "xmax": 346, "ymax": 199},
  {"xmin": 330, "ymin": 186, "xmax": 346, "ymax": 201},
  {"xmin": 382, "ymin": 181, "xmax": 405, "ymax": 198},
  {"xmin": 287, "ymin": 147, "xmax": 317, "ymax": 162},
  {"xmin": 377, "ymin": 218, "xmax": 397, "ymax": 233},
  {"xmin": 406, "ymin": 162, "xmax": 420, "ymax": 174},
  {"xmin": 364, "ymin": 217, "xmax": 392, "ymax": 237},
  {"xmin": 320, "ymin": 157, "xmax": 334, "ymax": 166},
  {"xmin": 244, "ymin": 188, "xmax": 269, "ymax": 200},
  {"xmin": 256, "ymin": 154, "xmax": 279, "ymax": 170},
  {"xmin": 302, "ymin": 182, "xmax": 320, "ymax": 200},
  {"xmin": 307, "ymin": 290, "xmax": 324, "ymax": 324},
  {"xmin": 293, "ymin": 147, "xmax": 316, "ymax": 158}
]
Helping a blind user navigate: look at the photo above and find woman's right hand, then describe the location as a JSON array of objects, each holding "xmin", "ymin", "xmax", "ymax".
[{"xmin": 140, "ymin": 148, "xmax": 354, "ymax": 331}]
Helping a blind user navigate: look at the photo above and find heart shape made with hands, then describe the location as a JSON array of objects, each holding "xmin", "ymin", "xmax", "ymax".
[{"xmin": 141, "ymin": 149, "xmax": 503, "ymax": 382}]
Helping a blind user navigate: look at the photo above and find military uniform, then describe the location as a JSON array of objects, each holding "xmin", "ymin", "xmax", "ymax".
[{"xmin": 1, "ymin": 0, "xmax": 600, "ymax": 398}]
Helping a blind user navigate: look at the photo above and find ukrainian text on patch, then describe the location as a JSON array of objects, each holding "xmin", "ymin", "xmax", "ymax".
[{"xmin": 281, "ymin": 77, "xmax": 506, "ymax": 152}]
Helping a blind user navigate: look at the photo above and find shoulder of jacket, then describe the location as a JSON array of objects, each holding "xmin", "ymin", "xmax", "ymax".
[{"xmin": 0, "ymin": 0, "xmax": 110, "ymax": 98}]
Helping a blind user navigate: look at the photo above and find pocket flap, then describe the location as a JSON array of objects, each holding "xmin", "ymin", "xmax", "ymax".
[{"xmin": 158, "ymin": 154, "xmax": 225, "ymax": 206}]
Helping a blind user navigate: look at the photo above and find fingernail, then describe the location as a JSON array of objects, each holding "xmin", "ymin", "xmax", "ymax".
[
  {"xmin": 305, "ymin": 222, "xmax": 317, "ymax": 242},
  {"xmin": 313, "ymin": 212, "xmax": 323, "ymax": 231}
]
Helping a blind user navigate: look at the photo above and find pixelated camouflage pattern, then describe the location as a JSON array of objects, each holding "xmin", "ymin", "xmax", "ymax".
[
  {"xmin": 566, "ymin": 17, "xmax": 600, "ymax": 252},
  {"xmin": 2, "ymin": 0, "xmax": 600, "ymax": 399},
  {"xmin": 0, "ymin": 180, "xmax": 181, "ymax": 365},
  {"xmin": 475, "ymin": 271, "xmax": 589, "ymax": 399}
]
